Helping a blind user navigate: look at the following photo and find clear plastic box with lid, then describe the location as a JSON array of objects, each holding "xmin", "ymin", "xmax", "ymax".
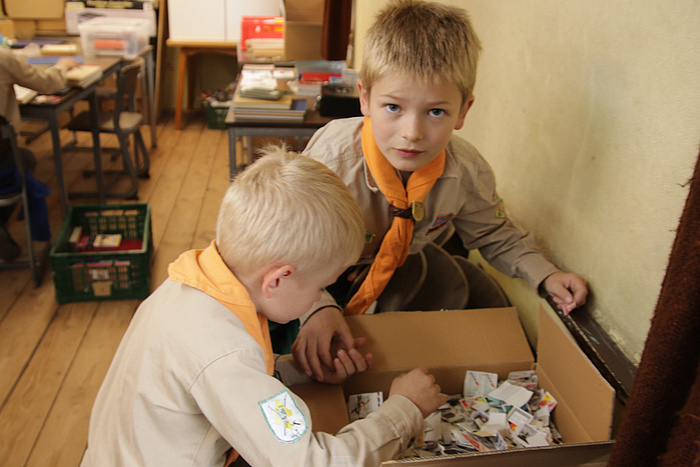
[{"xmin": 78, "ymin": 17, "xmax": 150, "ymax": 58}]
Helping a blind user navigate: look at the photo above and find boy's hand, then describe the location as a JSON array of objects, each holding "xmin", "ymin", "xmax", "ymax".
[
  {"xmin": 389, "ymin": 368, "xmax": 446, "ymax": 418},
  {"xmin": 55, "ymin": 57, "xmax": 80, "ymax": 71},
  {"xmin": 292, "ymin": 307, "xmax": 357, "ymax": 382},
  {"xmin": 314, "ymin": 345, "xmax": 374, "ymax": 385},
  {"xmin": 543, "ymin": 271, "xmax": 588, "ymax": 315}
]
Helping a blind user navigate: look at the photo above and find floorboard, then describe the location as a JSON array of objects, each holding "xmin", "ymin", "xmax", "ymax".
[{"xmin": 0, "ymin": 110, "xmax": 244, "ymax": 466}]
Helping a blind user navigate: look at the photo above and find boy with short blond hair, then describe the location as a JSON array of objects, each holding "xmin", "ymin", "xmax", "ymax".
[
  {"xmin": 294, "ymin": 0, "xmax": 589, "ymax": 380},
  {"xmin": 81, "ymin": 147, "xmax": 445, "ymax": 466}
]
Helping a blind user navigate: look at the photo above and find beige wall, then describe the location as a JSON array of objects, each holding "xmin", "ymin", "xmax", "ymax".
[{"xmin": 355, "ymin": 0, "xmax": 700, "ymax": 364}]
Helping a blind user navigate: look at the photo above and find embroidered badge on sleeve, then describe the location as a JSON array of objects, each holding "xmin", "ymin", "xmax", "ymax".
[
  {"xmin": 493, "ymin": 191, "xmax": 507, "ymax": 219},
  {"xmin": 259, "ymin": 390, "xmax": 308, "ymax": 443}
]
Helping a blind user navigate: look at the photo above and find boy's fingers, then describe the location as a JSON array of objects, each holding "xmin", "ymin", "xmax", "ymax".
[
  {"xmin": 305, "ymin": 339, "xmax": 326, "ymax": 382},
  {"xmin": 332, "ymin": 357, "xmax": 348, "ymax": 380},
  {"xmin": 338, "ymin": 328, "xmax": 357, "ymax": 352},
  {"xmin": 335, "ymin": 349, "xmax": 355, "ymax": 375},
  {"xmin": 292, "ymin": 338, "xmax": 312, "ymax": 376},
  {"xmin": 347, "ymin": 348, "xmax": 369, "ymax": 373},
  {"xmin": 317, "ymin": 335, "xmax": 335, "ymax": 369}
]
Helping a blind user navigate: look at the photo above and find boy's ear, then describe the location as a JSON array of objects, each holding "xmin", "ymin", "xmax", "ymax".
[
  {"xmin": 357, "ymin": 79, "xmax": 371, "ymax": 117},
  {"xmin": 454, "ymin": 96, "xmax": 475, "ymax": 131},
  {"xmin": 261, "ymin": 265, "xmax": 295, "ymax": 299}
]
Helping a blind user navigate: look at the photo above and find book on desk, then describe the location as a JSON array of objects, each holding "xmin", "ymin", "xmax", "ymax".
[
  {"xmin": 15, "ymin": 65, "xmax": 103, "ymax": 105},
  {"xmin": 231, "ymin": 64, "xmax": 307, "ymax": 122},
  {"xmin": 233, "ymin": 99, "xmax": 307, "ymax": 121}
]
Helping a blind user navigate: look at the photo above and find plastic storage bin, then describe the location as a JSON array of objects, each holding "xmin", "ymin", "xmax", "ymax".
[
  {"xmin": 50, "ymin": 203, "xmax": 153, "ymax": 303},
  {"xmin": 78, "ymin": 17, "xmax": 150, "ymax": 58}
]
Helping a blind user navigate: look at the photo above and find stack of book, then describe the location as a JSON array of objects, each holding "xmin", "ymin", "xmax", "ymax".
[
  {"xmin": 232, "ymin": 92, "xmax": 306, "ymax": 121},
  {"xmin": 231, "ymin": 64, "xmax": 307, "ymax": 122}
]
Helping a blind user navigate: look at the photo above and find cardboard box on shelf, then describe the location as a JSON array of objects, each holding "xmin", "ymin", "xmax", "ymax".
[
  {"xmin": 3, "ymin": 0, "xmax": 64, "ymax": 20},
  {"xmin": 292, "ymin": 306, "xmax": 615, "ymax": 466},
  {"xmin": 0, "ymin": 18, "xmax": 16, "ymax": 39},
  {"xmin": 284, "ymin": 0, "xmax": 324, "ymax": 60}
]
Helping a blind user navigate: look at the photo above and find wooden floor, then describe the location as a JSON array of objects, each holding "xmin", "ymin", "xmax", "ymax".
[{"xmin": 0, "ymin": 110, "xmax": 241, "ymax": 466}]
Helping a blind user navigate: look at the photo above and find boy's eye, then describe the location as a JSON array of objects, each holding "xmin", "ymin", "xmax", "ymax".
[
  {"xmin": 428, "ymin": 108, "xmax": 445, "ymax": 117},
  {"xmin": 385, "ymin": 104, "xmax": 400, "ymax": 113}
]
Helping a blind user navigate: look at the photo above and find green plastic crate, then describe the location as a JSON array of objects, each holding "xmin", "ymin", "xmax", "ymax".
[
  {"xmin": 206, "ymin": 102, "xmax": 229, "ymax": 130},
  {"xmin": 50, "ymin": 203, "xmax": 153, "ymax": 303}
]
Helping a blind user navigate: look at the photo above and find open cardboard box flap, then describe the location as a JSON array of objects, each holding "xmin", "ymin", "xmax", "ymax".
[
  {"xmin": 293, "ymin": 306, "xmax": 615, "ymax": 466},
  {"xmin": 535, "ymin": 306, "xmax": 615, "ymax": 443},
  {"xmin": 343, "ymin": 308, "xmax": 534, "ymax": 397}
]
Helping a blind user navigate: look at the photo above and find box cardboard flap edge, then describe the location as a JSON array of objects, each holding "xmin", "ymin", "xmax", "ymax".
[
  {"xmin": 381, "ymin": 441, "xmax": 613, "ymax": 466},
  {"xmin": 343, "ymin": 308, "xmax": 534, "ymax": 396},
  {"xmin": 536, "ymin": 305, "xmax": 615, "ymax": 443}
]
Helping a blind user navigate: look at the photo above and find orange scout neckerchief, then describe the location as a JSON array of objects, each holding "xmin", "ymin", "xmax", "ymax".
[
  {"xmin": 168, "ymin": 240, "xmax": 275, "ymax": 467},
  {"xmin": 344, "ymin": 116, "xmax": 445, "ymax": 315}
]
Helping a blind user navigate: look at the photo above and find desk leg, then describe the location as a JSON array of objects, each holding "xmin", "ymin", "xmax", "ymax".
[
  {"xmin": 175, "ymin": 48, "xmax": 187, "ymax": 130},
  {"xmin": 187, "ymin": 51, "xmax": 196, "ymax": 112},
  {"xmin": 48, "ymin": 114, "xmax": 68, "ymax": 217},
  {"xmin": 245, "ymin": 137, "xmax": 253, "ymax": 165},
  {"xmin": 228, "ymin": 127, "xmax": 237, "ymax": 181},
  {"xmin": 88, "ymin": 92, "xmax": 105, "ymax": 204},
  {"xmin": 144, "ymin": 50, "xmax": 158, "ymax": 147}
]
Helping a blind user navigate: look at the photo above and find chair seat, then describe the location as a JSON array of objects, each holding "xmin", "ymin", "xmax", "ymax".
[
  {"xmin": 67, "ymin": 110, "xmax": 143, "ymax": 134},
  {"xmin": 62, "ymin": 58, "xmax": 150, "ymax": 201},
  {"xmin": 0, "ymin": 191, "xmax": 23, "ymax": 207}
]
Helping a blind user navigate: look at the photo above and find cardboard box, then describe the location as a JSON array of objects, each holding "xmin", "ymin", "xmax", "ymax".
[
  {"xmin": 292, "ymin": 306, "xmax": 615, "ymax": 465},
  {"xmin": 283, "ymin": 0, "xmax": 324, "ymax": 60},
  {"xmin": 3, "ymin": 0, "xmax": 63, "ymax": 19}
]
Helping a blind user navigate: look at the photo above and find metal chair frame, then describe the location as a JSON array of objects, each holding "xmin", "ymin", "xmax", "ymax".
[
  {"xmin": 65, "ymin": 58, "xmax": 150, "ymax": 200},
  {"xmin": 0, "ymin": 117, "xmax": 50, "ymax": 287}
]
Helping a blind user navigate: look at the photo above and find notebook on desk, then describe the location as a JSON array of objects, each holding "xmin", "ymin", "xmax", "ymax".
[{"xmin": 66, "ymin": 65, "xmax": 104, "ymax": 88}]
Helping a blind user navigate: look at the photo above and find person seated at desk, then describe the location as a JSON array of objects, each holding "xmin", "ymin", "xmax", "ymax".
[{"xmin": 0, "ymin": 47, "xmax": 78, "ymax": 260}]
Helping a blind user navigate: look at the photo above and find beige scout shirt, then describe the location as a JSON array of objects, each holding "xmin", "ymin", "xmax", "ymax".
[
  {"xmin": 81, "ymin": 278, "xmax": 423, "ymax": 467},
  {"xmin": 302, "ymin": 117, "xmax": 559, "ymax": 314},
  {"xmin": 0, "ymin": 48, "xmax": 67, "ymax": 128}
]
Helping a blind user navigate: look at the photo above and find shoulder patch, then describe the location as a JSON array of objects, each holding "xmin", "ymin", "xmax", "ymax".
[
  {"xmin": 259, "ymin": 390, "xmax": 308, "ymax": 443},
  {"xmin": 495, "ymin": 198, "xmax": 507, "ymax": 219}
]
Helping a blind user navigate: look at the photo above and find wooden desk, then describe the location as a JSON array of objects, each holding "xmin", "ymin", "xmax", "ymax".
[
  {"xmin": 166, "ymin": 39, "xmax": 238, "ymax": 130},
  {"xmin": 225, "ymin": 101, "xmax": 334, "ymax": 180}
]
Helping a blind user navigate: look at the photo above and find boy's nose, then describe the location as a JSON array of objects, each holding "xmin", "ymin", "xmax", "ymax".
[{"xmin": 401, "ymin": 115, "xmax": 424, "ymax": 142}]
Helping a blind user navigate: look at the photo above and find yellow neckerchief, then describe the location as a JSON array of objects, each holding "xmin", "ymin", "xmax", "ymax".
[
  {"xmin": 344, "ymin": 116, "xmax": 445, "ymax": 315},
  {"xmin": 167, "ymin": 240, "xmax": 274, "ymax": 375}
]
